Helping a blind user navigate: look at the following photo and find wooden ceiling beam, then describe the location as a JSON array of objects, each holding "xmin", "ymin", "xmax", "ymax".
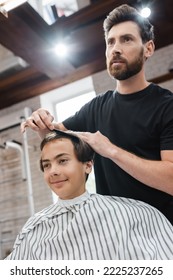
[
  {"xmin": 149, "ymin": 72, "xmax": 173, "ymax": 84},
  {"xmin": 0, "ymin": 67, "xmax": 46, "ymax": 90},
  {"xmin": 0, "ymin": 57, "xmax": 106, "ymax": 109},
  {"xmin": 0, "ymin": 3, "xmax": 75, "ymax": 79}
]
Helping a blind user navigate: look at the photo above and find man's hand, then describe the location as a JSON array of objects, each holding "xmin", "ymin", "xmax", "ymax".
[
  {"xmin": 21, "ymin": 108, "xmax": 55, "ymax": 133},
  {"xmin": 76, "ymin": 130, "xmax": 115, "ymax": 158},
  {"xmin": 20, "ymin": 108, "xmax": 67, "ymax": 139}
]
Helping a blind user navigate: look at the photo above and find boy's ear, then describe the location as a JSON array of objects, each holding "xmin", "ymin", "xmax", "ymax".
[
  {"xmin": 85, "ymin": 160, "xmax": 93, "ymax": 175},
  {"xmin": 144, "ymin": 40, "xmax": 155, "ymax": 59}
]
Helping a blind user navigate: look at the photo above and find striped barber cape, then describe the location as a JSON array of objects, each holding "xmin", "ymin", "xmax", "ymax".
[{"xmin": 5, "ymin": 191, "xmax": 173, "ymax": 260}]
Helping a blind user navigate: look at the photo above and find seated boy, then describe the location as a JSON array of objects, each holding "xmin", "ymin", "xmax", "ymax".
[{"xmin": 5, "ymin": 130, "xmax": 173, "ymax": 260}]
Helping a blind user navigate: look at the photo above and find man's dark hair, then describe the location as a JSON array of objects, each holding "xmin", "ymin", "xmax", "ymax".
[
  {"xmin": 103, "ymin": 4, "xmax": 154, "ymax": 43},
  {"xmin": 40, "ymin": 130, "xmax": 95, "ymax": 180}
]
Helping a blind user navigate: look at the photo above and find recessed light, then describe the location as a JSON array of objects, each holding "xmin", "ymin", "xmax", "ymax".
[
  {"xmin": 54, "ymin": 43, "xmax": 67, "ymax": 57},
  {"xmin": 140, "ymin": 7, "xmax": 151, "ymax": 18}
]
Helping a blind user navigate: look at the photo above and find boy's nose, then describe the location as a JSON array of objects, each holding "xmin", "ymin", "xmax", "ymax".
[{"xmin": 49, "ymin": 165, "xmax": 61, "ymax": 176}]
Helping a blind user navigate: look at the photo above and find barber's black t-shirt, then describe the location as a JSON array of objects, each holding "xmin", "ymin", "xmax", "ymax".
[{"xmin": 63, "ymin": 83, "xmax": 173, "ymax": 223}]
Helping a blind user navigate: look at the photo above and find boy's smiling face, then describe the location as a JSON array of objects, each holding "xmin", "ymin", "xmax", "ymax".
[{"xmin": 41, "ymin": 138, "xmax": 92, "ymax": 199}]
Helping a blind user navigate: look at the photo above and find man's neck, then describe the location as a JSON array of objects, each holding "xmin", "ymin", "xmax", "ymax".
[{"xmin": 115, "ymin": 72, "xmax": 150, "ymax": 94}]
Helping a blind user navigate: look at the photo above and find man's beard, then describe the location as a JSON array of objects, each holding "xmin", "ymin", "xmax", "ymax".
[{"xmin": 107, "ymin": 47, "xmax": 144, "ymax": 80}]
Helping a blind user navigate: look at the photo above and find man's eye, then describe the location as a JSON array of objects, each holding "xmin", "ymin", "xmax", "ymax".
[
  {"xmin": 124, "ymin": 36, "xmax": 132, "ymax": 42},
  {"xmin": 107, "ymin": 39, "xmax": 114, "ymax": 46}
]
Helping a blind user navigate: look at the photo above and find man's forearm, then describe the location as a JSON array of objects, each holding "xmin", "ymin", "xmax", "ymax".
[{"xmin": 110, "ymin": 145, "xmax": 173, "ymax": 196}]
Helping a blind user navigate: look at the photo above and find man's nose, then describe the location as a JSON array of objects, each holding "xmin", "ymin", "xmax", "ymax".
[{"xmin": 112, "ymin": 42, "xmax": 122, "ymax": 55}]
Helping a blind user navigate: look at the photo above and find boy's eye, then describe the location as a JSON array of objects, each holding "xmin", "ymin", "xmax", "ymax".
[
  {"xmin": 42, "ymin": 163, "xmax": 50, "ymax": 170},
  {"xmin": 59, "ymin": 159, "xmax": 68, "ymax": 164}
]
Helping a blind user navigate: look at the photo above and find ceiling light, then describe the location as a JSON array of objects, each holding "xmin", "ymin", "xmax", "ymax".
[
  {"xmin": 54, "ymin": 43, "xmax": 68, "ymax": 58},
  {"xmin": 140, "ymin": 7, "xmax": 151, "ymax": 18}
]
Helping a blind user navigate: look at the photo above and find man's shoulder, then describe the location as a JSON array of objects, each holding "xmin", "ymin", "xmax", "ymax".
[
  {"xmin": 97, "ymin": 90, "xmax": 115, "ymax": 99},
  {"xmin": 151, "ymin": 83, "xmax": 173, "ymax": 97},
  {"xmin": 90, "ymin": 90, "xmax": 115, "ymax": 106}
]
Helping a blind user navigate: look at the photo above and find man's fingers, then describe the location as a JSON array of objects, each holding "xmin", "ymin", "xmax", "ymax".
[
  {"xmin": 31, "ymin": 110, "xmax": 54, "ymax": 130},
  {"xmin": 20, "ymin": 121, "xmax": 27, "ymax": 133},
  {"xmin": 20, "ymin": 109, "xmax": 55, "ymax": 133},
  {"xmin": 20, "ymin": 118, "xmax": 40, "ymax": 133}
]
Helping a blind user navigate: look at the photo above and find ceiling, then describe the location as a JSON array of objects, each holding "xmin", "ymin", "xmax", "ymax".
[{"xmin": 0, "ymin": 0, "xmax": 173, "ymax": 110}]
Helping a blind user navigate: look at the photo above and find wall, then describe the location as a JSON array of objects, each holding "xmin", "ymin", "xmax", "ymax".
[
  {"xmin": 0, "ymin": 43, "xmax": 173, "ymax": 259},
  {"xmin": 0, "ymin": 97, "xmax": 53, "ymax": 259}
]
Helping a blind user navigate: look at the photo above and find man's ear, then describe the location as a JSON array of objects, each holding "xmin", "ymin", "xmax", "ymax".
[{"xmin": 144, "ymin": 40, "xmax": 155, "ymax": 59}]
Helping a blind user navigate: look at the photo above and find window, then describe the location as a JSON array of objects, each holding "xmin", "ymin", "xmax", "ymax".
[
  {"xmin": 56, "ymin": 91, "xmax": 96, "ymax": 195},
  {"xmin": 56, "ymin": 91, "xmax": 95, "ymax": 122}
]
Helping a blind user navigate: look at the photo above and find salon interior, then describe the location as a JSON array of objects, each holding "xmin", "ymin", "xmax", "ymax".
[{"xmin": 0, "ymin": 0, "xmax": 173, "ymax": 259}]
